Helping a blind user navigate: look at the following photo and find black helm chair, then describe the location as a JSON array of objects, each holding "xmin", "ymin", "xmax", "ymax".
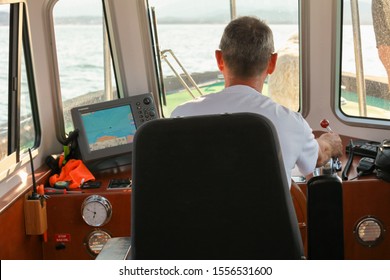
[{"xmin": 128, "ymin": 113, "xmax": 304, "ymax": 260}]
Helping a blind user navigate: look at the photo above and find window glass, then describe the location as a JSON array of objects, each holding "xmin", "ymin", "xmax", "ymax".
[
  {"xmin": 52, "ymin": 0, "xmax": 117, "ymax": 134},
  {"xmin": 148, "ymin": 0, "xmax": 300, "ymax": 117},
  {"xmin": 0, "ymin": 4, "xmax": 10, "ymax": 161},
  {"xmin": 340, "ymin": 0, "xmax": 390, "ymax": 119}
]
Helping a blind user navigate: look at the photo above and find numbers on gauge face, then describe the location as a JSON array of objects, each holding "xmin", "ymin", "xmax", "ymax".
[{"xmin": 81, "ymin": 195, "xmax": 112, "ymax": 227}]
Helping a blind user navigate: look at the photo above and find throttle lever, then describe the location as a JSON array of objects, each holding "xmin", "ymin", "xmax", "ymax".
[{"xmin": 320, "ymin": 119, "xmax": 342, "ymax": 174}]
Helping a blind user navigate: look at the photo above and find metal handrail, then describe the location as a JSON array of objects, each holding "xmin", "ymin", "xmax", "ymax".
[
  {"xmin": 350, "ymin": 0, "xmax": 367, "ymax": 117},
  {"xmin": 230, "ymin": 0, "xmax": 237, "ymax": 20},
  {"xmin": 160, "ymin": 49, "xmax": 203, "ymax": 99}
]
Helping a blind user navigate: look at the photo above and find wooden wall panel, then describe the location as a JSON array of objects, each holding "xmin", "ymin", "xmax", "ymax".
[
  {"xmin": 343, "ymin": 179, "xmax": 390, "ymax": 259},
  {"xmin": 42, "ymin": 190, "xmax": 131, "ymax": 260},
  {"xmin": 42, "ymin": 167, "xmax": 132, "ymax": 260},
  {"xmin": 0, "ymin": 195, "xmax": 43, "ymax": 259},
  {"xmin": 0, "ymin": 167, "xmax": 51, "ymax": 260}
]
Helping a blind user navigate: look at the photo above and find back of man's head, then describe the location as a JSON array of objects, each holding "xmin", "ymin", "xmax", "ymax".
[{"xmin": 219, "ymin": 16, "xmax": 275, "ymax": 79}]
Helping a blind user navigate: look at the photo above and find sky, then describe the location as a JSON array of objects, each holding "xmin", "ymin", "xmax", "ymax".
[
  {"xmin": 53, "ymin": 0, "xmax": 101, "ymax": 17},
  {"xmin": 51, "ymin": 0, "xmax": 374, "ymax": 19},
  {"xmin": 149, "ymin": 0, "xmax": 297, "ymax": 16},
  {"xmin": 54, "ymin": 0, "xmax": 299, "ymax": 17}
]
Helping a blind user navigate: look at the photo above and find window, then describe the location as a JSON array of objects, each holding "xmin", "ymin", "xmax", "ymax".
[
  {"xmin": 0, "ymin": 4, "xmax": 10, "ymax": 161},
  {"xmin": 339, "ymin": 0, "xmax": 390, "ymax": 120},
  {"xmin": 148, "ymin": 0, "xmax": 300, "ymax": 117},
  {"xmin": 0, "ymin": 2, "xmax": 38, "ymax": 170},
  {"xmin": 51, "ymin": 0, "xmax": 117, "ymax": 134}
]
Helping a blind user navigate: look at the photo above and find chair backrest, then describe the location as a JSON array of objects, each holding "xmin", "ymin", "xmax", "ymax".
[
  {"xmin": 307, "ymin": 174, "xmax": 344, "ymax": 259},
  {"xmin": 131, "ymin": 113, "xmax": 305, "ymax": 260}
]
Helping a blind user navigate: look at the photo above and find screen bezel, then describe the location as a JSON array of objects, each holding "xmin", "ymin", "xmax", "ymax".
[{"xmin": 71, "ymin": 97, "xmax": 137, "ymax": 164}]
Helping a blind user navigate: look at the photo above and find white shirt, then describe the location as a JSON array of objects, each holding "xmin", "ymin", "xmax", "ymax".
[{"xmin": 171, "ymin": 85, "xmax": 318, "ymax": 187}]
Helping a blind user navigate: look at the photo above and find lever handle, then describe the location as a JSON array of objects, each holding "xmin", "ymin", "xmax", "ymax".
[{"xmin": 320, "ymin": 119, "xmax": 333, "ymax": 132}]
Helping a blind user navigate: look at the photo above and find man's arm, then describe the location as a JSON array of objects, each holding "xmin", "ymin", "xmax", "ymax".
[{"xmin": 316, "ymin": 132, "xmax": 343, "ymax": 167}]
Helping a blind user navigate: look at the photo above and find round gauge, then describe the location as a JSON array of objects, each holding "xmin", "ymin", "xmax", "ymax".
[
  {"xmin": 87, "ymin": 229, "xmax": 111, "ymax": 256},
  {"xmin": 81, "ymin": 195, "xmax": 112, "ymax": 227}
]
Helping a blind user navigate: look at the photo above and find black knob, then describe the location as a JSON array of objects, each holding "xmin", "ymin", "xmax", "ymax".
[
  {"xmin": 143, "ymin": 98, "xmax": 151, "ymax": 105},
  {"xmin": 55, "ymin": 243, "xmax": 66, "ymax": 250}
]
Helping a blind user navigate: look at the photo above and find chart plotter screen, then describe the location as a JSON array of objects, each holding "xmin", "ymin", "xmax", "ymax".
[{"xmin": 81, "ymin": 105, "xmax": 136, "ymax": 152}]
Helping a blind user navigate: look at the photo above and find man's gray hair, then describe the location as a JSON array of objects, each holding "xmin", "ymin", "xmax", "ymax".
[{"xmin": 219, "ymin": 16, "xmax": 275, "ymax": 78}]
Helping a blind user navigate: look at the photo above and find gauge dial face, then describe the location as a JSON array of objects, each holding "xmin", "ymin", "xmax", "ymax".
[
  {"xmin": 87, "ymin": 230, "xmax": 111, "ymax": 256},
  {"xmin": 81, "ymin": 195, "xmax": 112, "ymax": 227}
]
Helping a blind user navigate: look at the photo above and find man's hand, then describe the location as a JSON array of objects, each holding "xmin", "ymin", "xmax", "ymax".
[{"xmin": 316, "ymin": 132, "xmax": 343, "ymax": 167}]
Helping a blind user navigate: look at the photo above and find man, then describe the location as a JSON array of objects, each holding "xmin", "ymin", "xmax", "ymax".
[{"xmin": 171, "ymin": 16, "xmax": 343, "ymax": 186}]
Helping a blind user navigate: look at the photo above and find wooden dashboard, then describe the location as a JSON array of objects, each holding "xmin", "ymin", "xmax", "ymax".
[
  {"xmin": 35, "ymin": 134, "xmax": 390, "ymax": 260},
  {"xmin": 43, "ymin": 165, "xmax": 132, "ymax": 260},
  {"xmin": 1, "ymin": 132, "xmax": 390, "ymax": 260},
  {"xmin": 299, "ymin": 132, "xmax": 390, "ymax": 260}
]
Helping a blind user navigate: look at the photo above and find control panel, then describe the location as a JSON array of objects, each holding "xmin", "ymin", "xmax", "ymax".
[
  {"xmin": 345, "ymin": 140, "xmax": 380, "ymax": 158},
  {"xmin": 130, "ymin": 93, "xmax": 158, "ymax": 127},
  {"xmin": 43, "ymin": 191, "xmax": 130, "ymax": 259},
  {"xmin": 42, "ymin": 169, "xmax": 132, "ymax": 260}
]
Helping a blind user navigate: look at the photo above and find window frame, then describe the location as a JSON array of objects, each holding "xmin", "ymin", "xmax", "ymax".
[
  {"xmin": 145, "ymin": 0, "xmax": 308, "ymax": 118},
  {"xmin": 46, "ymin": 0, "xmax": 122, "ymax": 143},
  {"xmin": 334, "ymin": 0, "xmax": 390, "ymax": 129},
  {"xmin": 300, "ymin": 0, "xmax": 310, "ymax": 118},
  {"xmin": 0, "ymin": 0, "xmax": 40, "ymax": 181}
]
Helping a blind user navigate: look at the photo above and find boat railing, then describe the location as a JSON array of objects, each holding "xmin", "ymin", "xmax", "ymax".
[
  {"xmin": 350, "ymin": 0, "xmax": 367, "ymax": 117},
  {"xmin": 160, "ymin": 49, "xmax": 203, "ymax": 99}
]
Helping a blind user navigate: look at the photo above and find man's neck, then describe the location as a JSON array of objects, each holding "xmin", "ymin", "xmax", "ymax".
[{"xmin": 223, "ymin": 74, "xmax": 266, "ymax": 93}]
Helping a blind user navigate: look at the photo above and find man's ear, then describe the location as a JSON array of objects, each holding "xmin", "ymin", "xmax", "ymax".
[
  {"xmin": 215, "ymin": 50, "xmax": 224, "ymax": 71},
  {"xmin": 267, "ymin": 53, "xmax": 278, "ymax": 74}
]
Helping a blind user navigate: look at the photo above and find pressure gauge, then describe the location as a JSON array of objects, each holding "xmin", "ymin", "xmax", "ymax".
[
  {"xmin": 81, "ymin": 195, "xmax": 112, "ymax": 227},
  {"xmin": 86, "ymin": 229, "xmax": 111, "ymax": 256}
]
